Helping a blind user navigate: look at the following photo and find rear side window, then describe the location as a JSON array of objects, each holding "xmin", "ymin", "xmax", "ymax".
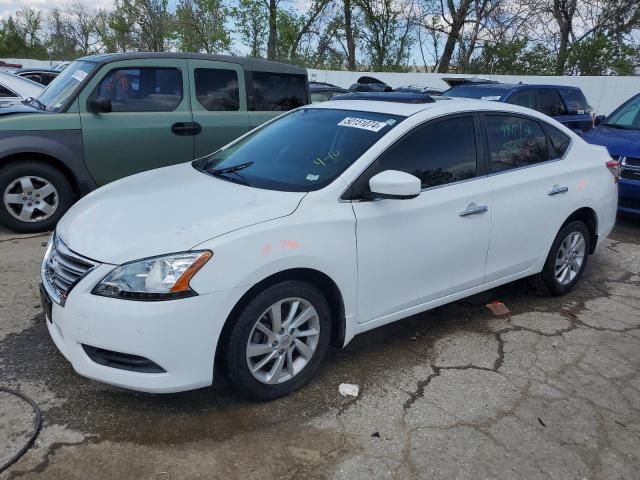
[
  {"xmin": 194, "ymin": 68, "xmax": 239, "ymax": 111},
  {"xmin": 538, "ymin": 89, "xmax": 567, "ymax": 117},
  {"xmin": 559, "ymin": 88, "xmax": 589, "ymax": 114},
  {"xmin": 485, "ymin": 115, "xmax": 549, "ymax": 172},
  {"xmin": 546, "ymin": 125, "xmax": 571, "ymax": 158},
  {"xmin": 0, "ymin": 85, "xmax": 17, "ymax": 97},
  {"xmin": 96, "ymin": 68, "xmax": 183, "ymax": 112},
  {"xmin": 252, "ymin": 72, "xmax": 307, "ymax": 111},
  {"xmin": 369, "ymin": 115, "xmax": 477, "ymax": 189}
]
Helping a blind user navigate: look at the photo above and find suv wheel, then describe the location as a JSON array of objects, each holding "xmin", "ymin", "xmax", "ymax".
[
  {"xmin": 224, "ymin": 281, "xmax": 332, "ymax": 400},
  {"xmin": 536, "ymin": 221, "xmax": 591, "ymax": 296},
  {"xmin": 0, "ymin": 161, "xmax": 74, "ymax": 233}
]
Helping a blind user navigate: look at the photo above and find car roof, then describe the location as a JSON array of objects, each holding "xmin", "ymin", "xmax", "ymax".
[
  {"xmin": 447, "ymin": 83, "xmax": 583, "ymax": 92},
  {"xmin": 307, "ymin": 96, "xmax": 571, "ymax": 124},
  {"xmin": 15, "ymin": 68, "xmax": 59, "ymax": 74},
  {"xmin": 77, "ymin": 52, "xmax": 307, "ymax": 75},
  {"xmin": 0, "ymin": 71, "xmax": 44, "ymax": 97}
]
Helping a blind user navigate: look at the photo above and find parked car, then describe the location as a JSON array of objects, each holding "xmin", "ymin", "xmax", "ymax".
[
  {"xmin": 0, "ymin": 53, "xmax": 309, "ymax": 233},
  {"xmin": 53, "ymin": 62, "xmax": 70, "ymax": 71},
  {"xmin": 0, "ymin": 60, "xmax": 23, "ymax": 69},
  {"xmin": 309, "ymin": 81, "xmax": 349, "ymax": 103},
  {"xmin": 394, "ymin": 85, "xmax": 444, "ymax": 96},
  {"xmin": 0, "ymin": 71, "xmax": 43, "ymax": 106},
  {"xmin": 583, "ymin": 93, "xmax": 640, "ymax": 216},
  {"xmin": 443, "ymin": 82, "xmax": 594, "ymax": 133},
  {"xmin": 14, "ymin": 68, "xmax": 60, "ymax": 86},
  {"xmin": 40, "ymin": 95, "xmax": 617, "ymax": 399}
]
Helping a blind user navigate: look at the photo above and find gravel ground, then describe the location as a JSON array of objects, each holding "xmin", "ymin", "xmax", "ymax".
[{"xmin": 1, "ymin": 217, "xmax": 639, "ymax": 480}]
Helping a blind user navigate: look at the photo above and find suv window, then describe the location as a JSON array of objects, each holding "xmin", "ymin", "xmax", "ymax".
[
  {"xmin": 0, "ymin": 85, "xmax": 17, "ymax": 97},
  {"xmin": 96, "ymin": 68, "xmax": 182, "ymax": 112},
  {"xmin": 558, "ymin": 88, "xmax": 589, "ymax": 114},
  {"xmin": 361, "ymin": 116, "xmax": 477, "ymax": 191},
  {"xmin": 507, "ymin": 89, "xmax": 538, "ymax": 110},
  {"xmin": 485, "ymin": 115, "xmax": 549, "ymax": 172},
  {"xmin": 546, "ymin": 125, "xmax": 571, "ymax": 158},
  {"xmin": 252, "ymin": 72, "xmax": 306, "ymax": 111},
  {"xmin": 538, "ymin": 89, "xmax": 567, "ymax": 117},
  {"xmin": 194, "ymin": 68, "xmax": 239, "ymax": 111}
]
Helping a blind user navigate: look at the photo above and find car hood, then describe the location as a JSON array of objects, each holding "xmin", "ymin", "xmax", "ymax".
[
  {"xmin": 57, "ymin": 163, "xmax": 306, "ymax": 264},
  {"xmin": 582, "ymin": 125, "xmax": 640, "ymax": 158},
  {"xmin": 0, "ymin": 103, "xmax": 43, "ymax": 115}
]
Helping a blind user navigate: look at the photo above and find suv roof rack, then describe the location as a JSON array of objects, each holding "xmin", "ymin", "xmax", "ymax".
[{"xmin": 331, "ymin": 92, "xmax": 435, "ymax": 104}]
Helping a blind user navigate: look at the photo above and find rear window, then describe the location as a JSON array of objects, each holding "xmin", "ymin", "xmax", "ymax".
[
  {"xmin": 194, "ymin": 68, "xmax": 239, "ymax": 111},
  {"xmin": 252, "ymin": 72, "xmax": 307, "ymax": 111},
  {"xmin": 558, "ymin": 88, "xmax": 589, "ymax": 114},
  {"xmin": 0, "ymin": 84, "xmax": 17, "ymax": 97},
  {"xmin": 444, "ymin": 86, "xmax": 506, "ymax": 100},
  {"xmin": 546, "ymin": 125, "xmax": 571, "ymax": 158}
]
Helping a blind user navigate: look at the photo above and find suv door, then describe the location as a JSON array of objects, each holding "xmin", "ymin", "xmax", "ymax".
[
  {"xmin": 187, "ymin": 59, "xmax": 250, "ymax": 158},
  {"xmin": 79, "ymin": 59, "xmax": 194, "ymax": 185},
  {"xmin": 350, "ymin": 114, "xmax": 492, "ymax": 324},
  {"xmin": 482, "ymin": 113, "xmax": 574, "ymax": 282}
]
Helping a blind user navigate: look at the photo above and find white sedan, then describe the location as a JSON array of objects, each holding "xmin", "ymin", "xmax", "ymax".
[
  {"xmin": 0, "ymin": 71, "xmax": 43, "ymax": 106},
  {"xmin": 41, "ymin": 96, "xmax": 618, "ymax": 400}
]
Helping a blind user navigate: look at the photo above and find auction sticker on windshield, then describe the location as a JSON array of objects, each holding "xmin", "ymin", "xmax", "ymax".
[
  {"xmin": 338, "ymin": 117, "xmax": 388, "ymax": 132},
  {"xmin": 72, "ymin": 70, "xmax": 88, "ymax": 82}
]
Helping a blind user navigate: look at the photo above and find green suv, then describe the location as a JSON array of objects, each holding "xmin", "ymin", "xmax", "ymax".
[{"xmin": 0, "ymin": 53, "xmax": 309, "ymax": 232}]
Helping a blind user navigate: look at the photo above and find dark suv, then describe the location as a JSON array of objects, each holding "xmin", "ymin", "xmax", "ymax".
[{"xmin": 443, "ymin": 83, "xmax": 594, "ymax": 133}]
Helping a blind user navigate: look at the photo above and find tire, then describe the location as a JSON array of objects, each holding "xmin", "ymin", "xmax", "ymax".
[
  {"xmin": 535, "ymin": 221, "xmax": 591, "ymax": 296},
  {"xmin": 0, "ymin": 161, "xmax": 74, "ymax": 233},
  {"xmin": 224, "ymin": 280, "xmax": 332, "ymax": 400}
]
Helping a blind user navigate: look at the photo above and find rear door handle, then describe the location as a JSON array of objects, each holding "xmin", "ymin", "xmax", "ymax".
[
  {"xmin": 548, "ymin": 185, "xmax": 569, "ymax": 196},
  {"xmin": 459, "ymin": 203, "xmax": 488, "ymax": 217},
  {"xmin": 171, "ymin": 122, "xmax": 202, "ymax": 136}
]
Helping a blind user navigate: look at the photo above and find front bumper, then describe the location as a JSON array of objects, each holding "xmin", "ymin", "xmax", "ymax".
[
  {"xmin": 619, "ymin": 178, "xmax": 640, "ymax": 215},
  {"xmin": 43, "ymin": 264, "xmax": 246, "ymax": 393}
]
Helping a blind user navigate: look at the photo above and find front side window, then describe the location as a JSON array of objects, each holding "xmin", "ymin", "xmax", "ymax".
[
  {"xmin": 538, "ymin": 89, "xmax": 567, "ymax": 117},
  {"xmin": 193, "ymin": 108, "xmax": 403, "ymax": 192},
  {"xmin": 366, "ymin": 116, "xmax": 478, "ymax": 190},
  {"xmin": 604, "ymin": 94, "xmax": 640, "ymax": 130},
  {"xmin": 485, "ymin": 115, "xmax": 549, "ymax": 172},
  {"xmin": 95, "ymin": 68, "xmax": 182, "ymax": 112},
  {"xmin": 194, "ymin": 68, "xmax": 239, "ymax": 111},
  {"xmin": 252, "ymin": 72, "xmax": 307, "ymax": 111},
  {"xmin": 37, "ymin": 60, "xmax": 97, "ymax": 112},
  {"xmin": 507, "ymin": 89, "xmax": 538, "ymax": 110}
]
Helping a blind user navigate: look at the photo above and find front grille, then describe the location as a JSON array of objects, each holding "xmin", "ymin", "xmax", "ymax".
[
  {"xmin": 621, "ymin": 157, "xmax": 640, "ymax": 168},
  {"xmin": 41, "ymin": 234, "xmax": 98, "ymax": 305},
  {"xmin": 621, "ymin": 169, "xmax": 640, "ymax": 182}
]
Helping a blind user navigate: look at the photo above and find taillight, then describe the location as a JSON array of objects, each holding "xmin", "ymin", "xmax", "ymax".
[{"xmin": 606, "ymin": 159, "xmax": 619, "ymax": 183}]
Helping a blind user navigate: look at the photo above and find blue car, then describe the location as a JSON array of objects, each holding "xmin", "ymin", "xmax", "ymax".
[
  {"xmin": 443, "ymin": 83, "xmax": 594, "ymax": 133},
  {"xmin": 583, "ymin": 93, "xmax": 640, "ymax": 216}
]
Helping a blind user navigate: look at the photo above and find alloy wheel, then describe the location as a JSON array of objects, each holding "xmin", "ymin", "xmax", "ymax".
[
  {"xmin": 3, "ymin": 176, "xmax": 58, "ymax": 223},
  {"xmin": 554, "ymin": 231, "xmax": 586, "ymax": 286},
  {"xmin": 246, "ymin": 297, "xmax": 321, "ymax": 385}
]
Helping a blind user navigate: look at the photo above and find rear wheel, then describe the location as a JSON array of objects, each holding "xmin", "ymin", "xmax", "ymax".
[
  {"xmin": 535, "ymin": 221, "xmax": 590, "ymax": 296},
  {"xmin": 224, "ymin": 281, "xmax": 331, "ymax": 400},
  {"xmin": 0, "ymin": 161, "xmax": 74, "ymax": 233}
]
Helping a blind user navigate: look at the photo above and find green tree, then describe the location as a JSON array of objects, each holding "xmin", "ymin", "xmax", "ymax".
[
  {"xmin": 566, "ymin": 36, "xmax": 638, "ymax": 75},
  {"xmin": 131, "ymin": 0, "xmax": 174, "ymax": 52},
  {"xmin": 175, "ymin": 0, "xmax": 230, "ymax": 53},
  {"xmin": 232, "ymin": 0, "xmax": 268, "ymax": 57},
  {"xmin": 96, "ymin": 0, "xmax": 138, "ymax": 53}
]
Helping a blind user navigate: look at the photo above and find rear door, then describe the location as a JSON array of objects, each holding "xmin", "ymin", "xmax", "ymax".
[
  {"xmin": 248, "ymin": 71, "xmax": 308, "ymax": 129},
  {"xmin": 483, "ymin": 113, "xmax": 575, "ymax": 282},
  {"xmin": 79, "ymin": 59, "xmax": 194, "ymax": 185},
  {"xmin": 187, "ymin": 59, "xmax": 250, "ymax": 158}
]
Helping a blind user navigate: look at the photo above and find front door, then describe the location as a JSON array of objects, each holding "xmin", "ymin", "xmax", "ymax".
[
  {"xmin": 79, "ymin": 59, "xmax": 194, "ymax": 186},
  {"xmin": 187, "ymin": 59, "xmax": 250, "ymax": 158},
  {"xmin": 351, "ymin": 115, "xmax": 492, "ymax": 324}
]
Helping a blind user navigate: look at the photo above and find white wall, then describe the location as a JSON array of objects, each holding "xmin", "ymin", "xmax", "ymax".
[
  {"xmin": 0, "ymin": 58, "xmax": 61, "ymax": 69},
  {"xmin": 309, "ymin": 69, "xmax": 640, "ymax": 116}
]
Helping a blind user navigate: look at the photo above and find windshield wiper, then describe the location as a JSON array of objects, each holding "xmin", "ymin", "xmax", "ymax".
[
  {"xmin": 22, "ymin": 97, "xmax": 46, "ymax": 111},
  {"xmin": 211, "ymin": 161, "xmax": 254, "ymax": 175}
]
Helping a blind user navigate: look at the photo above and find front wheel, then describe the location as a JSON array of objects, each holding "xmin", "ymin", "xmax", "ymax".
[
  {"xmin": 0, "ymin": 161, "xmax": 74, "ymax": 233},
  {"xmin": 224, "ymin": 281, "xmax": 332, "ymax": 400},
  {"xmin": 536, "ymin": 221, "xmax": 591, "ymax": 296}
]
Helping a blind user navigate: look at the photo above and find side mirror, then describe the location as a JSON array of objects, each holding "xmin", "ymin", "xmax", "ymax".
[
  {"xmin": 367, "ymin": 170, "xmax": 421, "ymax": 200},
  {"xmin": 594, "ymin": 114, "xmax": 606, "ymax": 126},
  {"xmin": 87, "ymin": 96, "xmax": 112, "ymax": 114}
]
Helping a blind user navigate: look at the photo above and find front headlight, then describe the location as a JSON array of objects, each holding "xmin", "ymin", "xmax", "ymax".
[{"xmin": 92, "ymin": 251, "xmax": 212, "ymax": 300}]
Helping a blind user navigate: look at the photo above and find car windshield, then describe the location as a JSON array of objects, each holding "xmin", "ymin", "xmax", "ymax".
[
  {"xmin": 443, "ymin": 86, "xmax": 506, "ymax": 100},
  {"xmin": 37, "ymin": 60, "xmax": 97, "ymax": 112},
  {"xmin": 604, "ymin": 95, "xmax": 640, "ymax": 130},
  {"xmin": 193, "ymin": 108, "xmax": 404, "ymax": 192}
]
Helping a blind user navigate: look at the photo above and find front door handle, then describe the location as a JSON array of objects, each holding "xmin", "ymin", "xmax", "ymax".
[
  {"xmin": 171, "ymin": 122, "xmax": 202, "ymax": 136},
  {"xmin": 459, "ymin": 203, "xmax": 488, "ymax": 217},
  {"xmin": 548, "ymin": 185, "xmax": 569, "ymax": 196}
]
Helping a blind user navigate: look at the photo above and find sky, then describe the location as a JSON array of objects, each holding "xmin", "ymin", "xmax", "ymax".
[{"xmin": 0, "ymin": 0, "xmax": 114, "ymax": 20}]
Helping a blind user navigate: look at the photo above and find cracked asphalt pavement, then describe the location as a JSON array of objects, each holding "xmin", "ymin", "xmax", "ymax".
[{"xmin": 1, "ymin": 218, "xmax": 639, "ymax": 479}]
